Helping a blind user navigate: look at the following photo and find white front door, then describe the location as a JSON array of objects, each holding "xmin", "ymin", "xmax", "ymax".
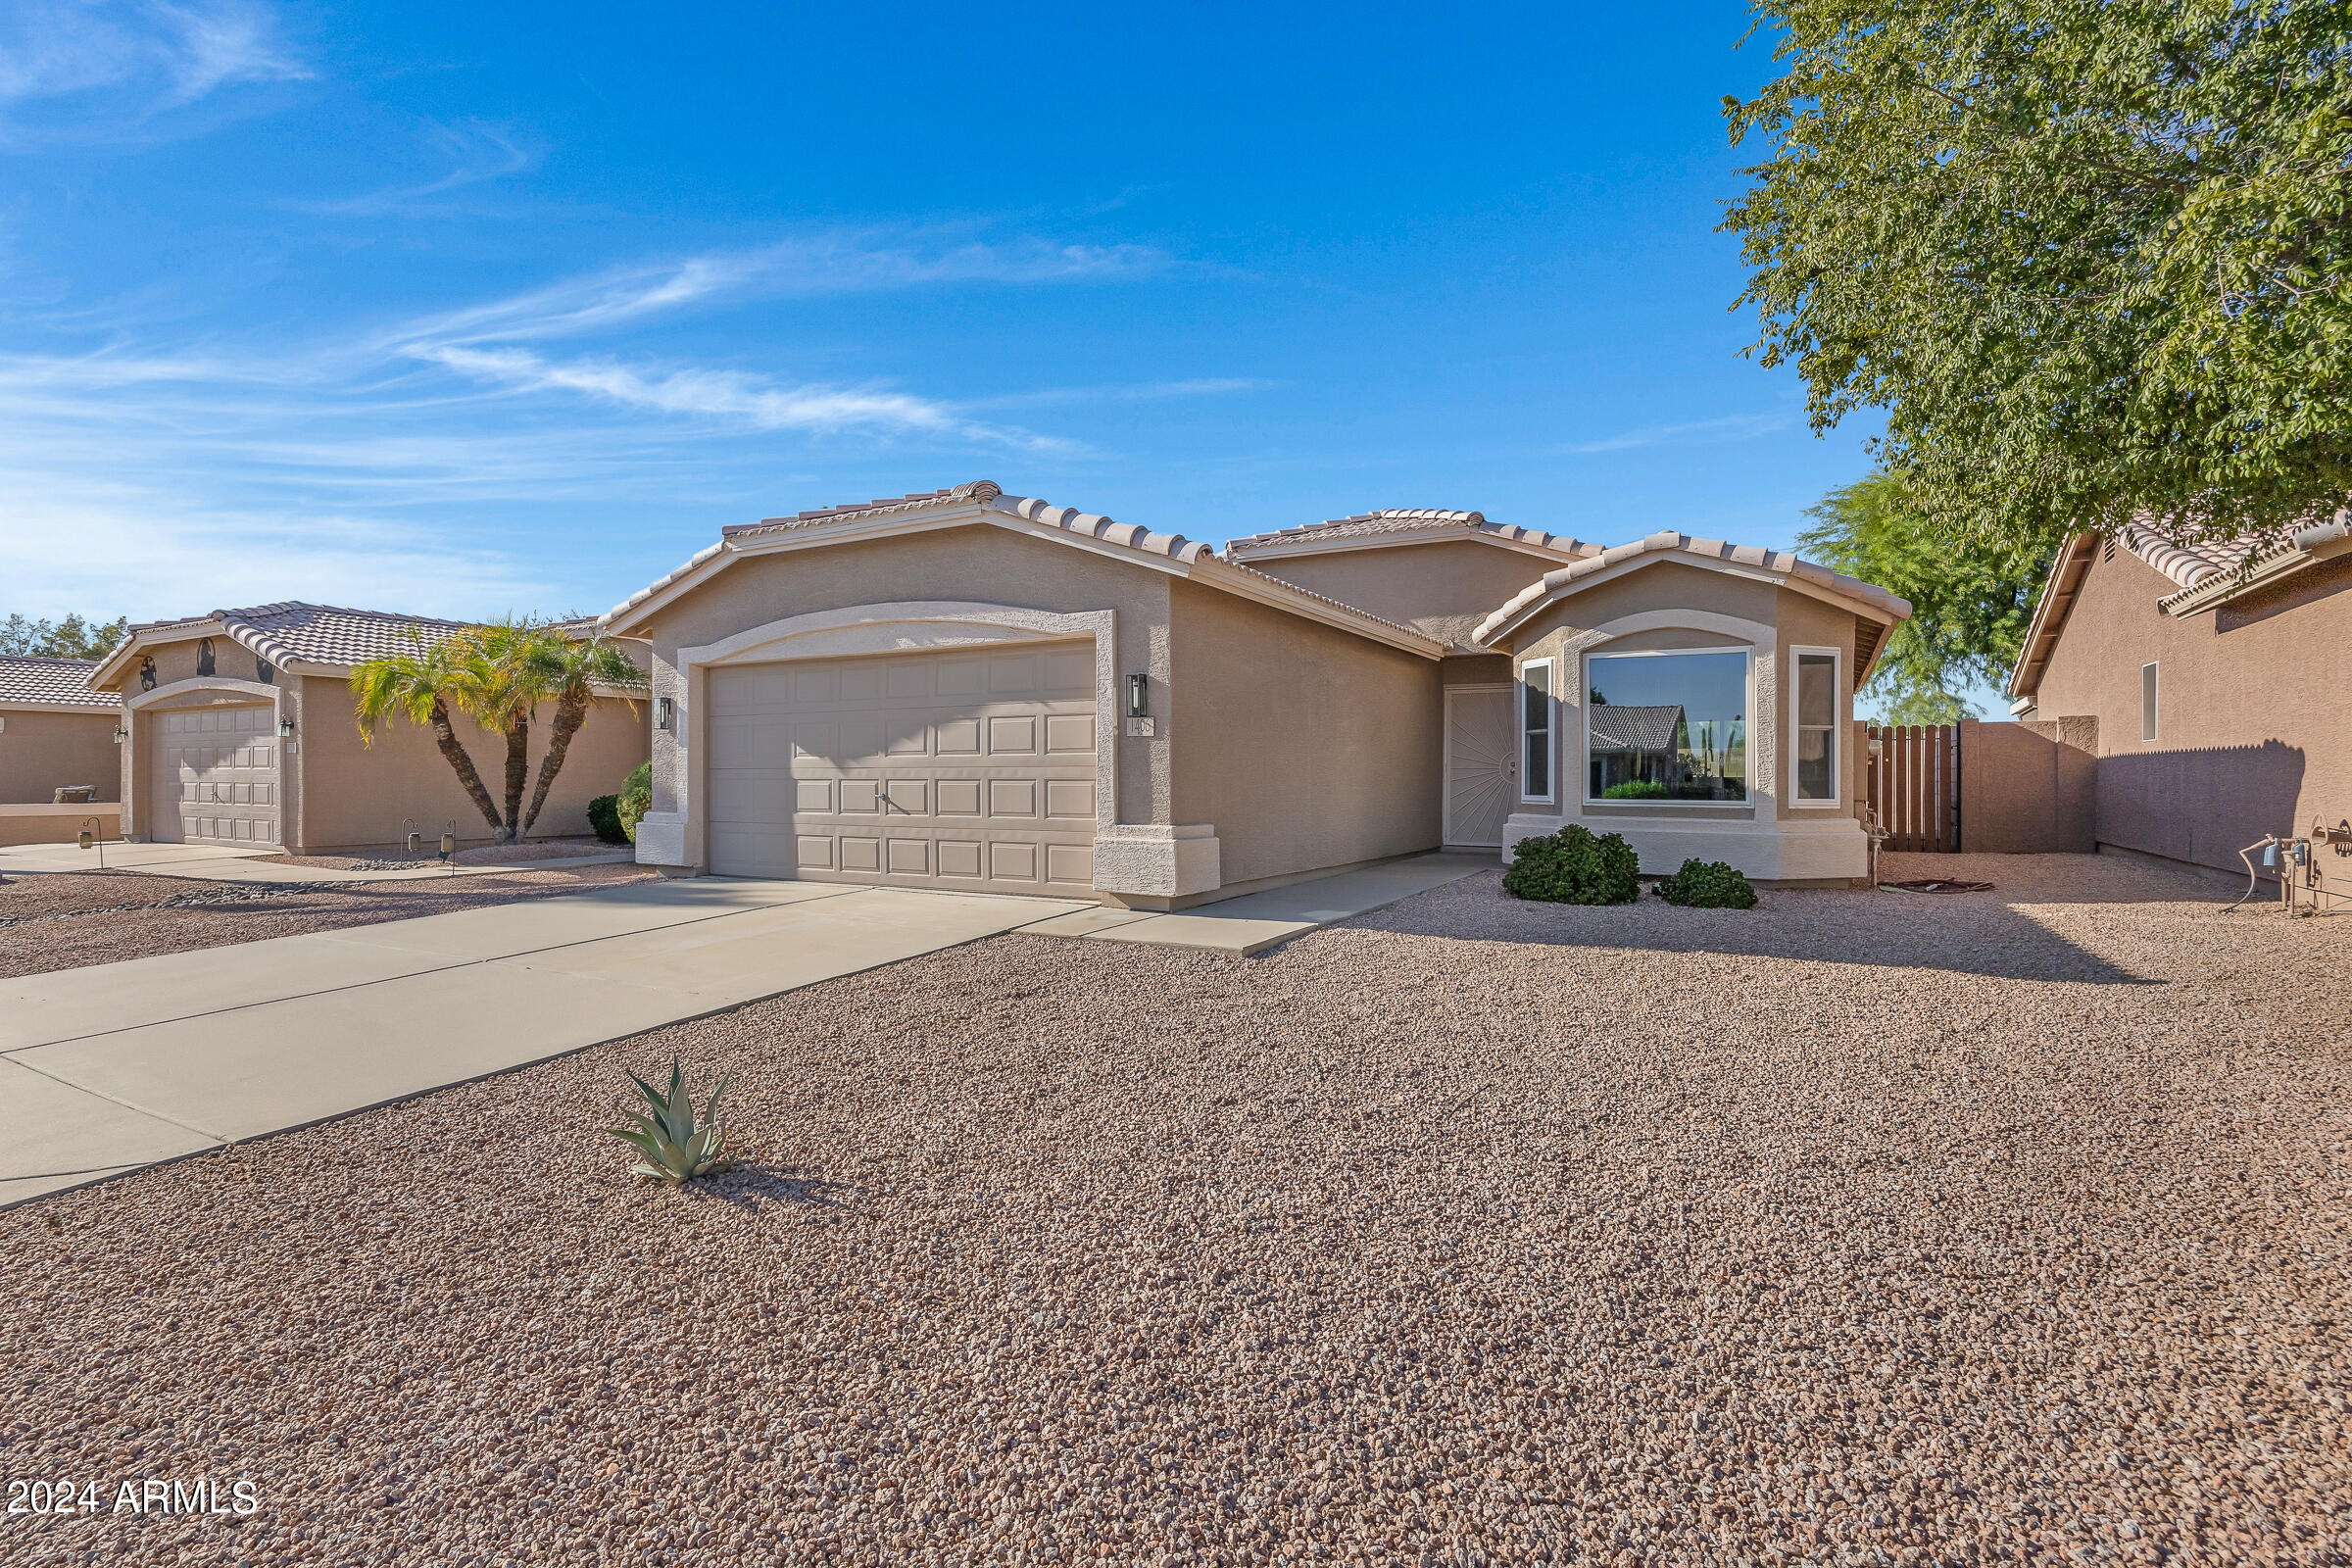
[{"xmin": 1443, "ymin": 685, "xmax": 1515, "ymax": 847}]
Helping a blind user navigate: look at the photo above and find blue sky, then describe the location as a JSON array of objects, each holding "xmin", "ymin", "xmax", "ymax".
[{"xmin": 2, "ymin": 2, "xmax": 1889, "ymax": 653}]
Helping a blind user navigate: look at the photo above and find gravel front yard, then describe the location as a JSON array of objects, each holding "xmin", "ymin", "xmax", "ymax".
[
  {"xmin": 0, "ymin": 861, "xmax": 658, "ymax": 978},
  {"xmin": 3, "ymin": 854, "xmax": 2346, "ymax": 1564}
]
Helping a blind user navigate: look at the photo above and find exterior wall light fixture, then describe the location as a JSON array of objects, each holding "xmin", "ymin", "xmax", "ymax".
[
  {"xmin": 655, "ymin": 696, "xmax": 675, "ymax": 731},
  {"xmin": 1126, "ymin": 674, "xmax": 1149, "ymax": 719},
  {"xmin": 112, "ymin": 725, "xmax": 127, "ymax": 745},
  {"xmin": 277, "ymin": 715, "xmax": 295, "ymax": 739}
]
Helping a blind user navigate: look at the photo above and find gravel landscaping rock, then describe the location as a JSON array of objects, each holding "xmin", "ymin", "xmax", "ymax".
[
  {"xmin": 1, "ymin": 853, "xmax": 2345, "ymax": 1563},
  {"xmin": 0, "ymin": 861, "xmax": 659, "ymax": 978},
  {"xmin": 261, "ymin": 837, "xmax": 618, "ymax": 872}
]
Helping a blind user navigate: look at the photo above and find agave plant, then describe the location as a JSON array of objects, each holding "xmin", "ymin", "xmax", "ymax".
[{"xmin": 606, "ymin": 1059, "xmax": 733, "ymax": 1183}]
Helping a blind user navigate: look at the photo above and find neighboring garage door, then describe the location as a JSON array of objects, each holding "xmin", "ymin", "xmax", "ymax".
[
  {"xmin": 152, "ymin": 704, "xmax": 281, "ymax": 845},
  {"xmin": 707, "ymin": 643, "xmax": 1099, "ymax": 895}
]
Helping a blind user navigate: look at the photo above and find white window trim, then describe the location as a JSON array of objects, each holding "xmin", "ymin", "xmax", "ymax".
[
  {"xmin": 1581, "ymin": 645, "xmax": 1755, "ymax": 808},
  {"xmin": 1788, "ymin": 644, "xmax": 1842, "ymax": 808},
  {"xmin": 1520, "ymin": 657, "xmax": 1555, "ymax": 806},
  {"xmin": 2141, "ymin": 661, "xmax": 2159, "ymax": 744}
]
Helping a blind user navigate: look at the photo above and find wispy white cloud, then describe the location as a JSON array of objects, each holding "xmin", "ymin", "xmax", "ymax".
[
  {"xmin": 0, "ymin": 468, "xmax": 560, "ymax": 621},
  {"xmin": 282, "ymin": 121, "xmax": 538, "ymax": 218},
  {"xmin": 394, "ymin": 231, "xmax": 1167, "ymax": 347},
  {"xmin": 1557, "ymin": 412, "xmax": 1789, "ymax": 455},
  {"xmin": 0, "ymin": 226, "xmax": 1185, "ymax": 614},
  {"xmin": 964, "ymin": 377, "xmax": 1275, "ymax": 413},
  {"xmin": 0, "ymin": 1, "xmax": 308, "ymax": 144}
]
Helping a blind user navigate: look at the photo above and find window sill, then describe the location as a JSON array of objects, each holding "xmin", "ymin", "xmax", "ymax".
[{"xmin": 1581, "ymin": 801, "xmax": 1755, "ymax": 820}]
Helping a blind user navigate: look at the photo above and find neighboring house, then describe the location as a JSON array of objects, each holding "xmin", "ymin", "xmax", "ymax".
[
  {"xmin": 84, "ymin": 602, "xmax": 650, "ymax": 854},
  {"xmin": 0, "ymin": 657, "xmax": 123, "ymax": 845},
  {"xmin": 2008, "ymin": 511, "xmax": 2352, "ymax": 894},
  {"xmin": 602, "ymin": 483, "xmax": 1909, "ymax": 906}
]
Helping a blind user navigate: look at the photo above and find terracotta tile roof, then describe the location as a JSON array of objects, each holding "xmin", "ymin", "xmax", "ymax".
[
  {"xmin": 611, "ymin": 480, "xmax": 1215, "ymax": 625},
  {"xmin": 2118, "ymin": 509, "xmax": 2352, "ymax": 610},
  {"xmin": 0, "ymin": 656, "xmax": 118, "ymax": 710},
  {"xmin": 1226, "ymin": 509, "xmax": 1600, "ymax": 560},
  {"xmin": 214, "ymin": 602, "xmax": 471, "ymax": 671},
  {"xmin": 1586, "ymin": 704, "xmax": 1683, "ymax": 753},
  {"xmin": 1475, "ymin": 531, "xmax": 1912, "ymax": 647}
]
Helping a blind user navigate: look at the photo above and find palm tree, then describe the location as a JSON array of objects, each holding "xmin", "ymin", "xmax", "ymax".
[
  {"xmin": 448, "ymin": 620, "xmax": 559, "ymax": 843},
  {"xmin": 350, "ymin": 630, "xmax": 506, "ymax": 836},
  {"xmin": 516, "ymin": 631, "xmax": 647, "ymax": 835}
]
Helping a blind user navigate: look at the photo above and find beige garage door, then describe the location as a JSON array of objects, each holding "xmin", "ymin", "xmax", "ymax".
[
  {"xmin": 707, "ymin": 643, "xmax": 1099, "ymax": 894},
  {"xmin": 151, "ymin": 704, "xmax": 281, "ymax": 845}
]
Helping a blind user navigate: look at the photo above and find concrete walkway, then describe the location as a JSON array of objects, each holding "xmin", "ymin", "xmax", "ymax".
[
  {"xmin": 1024, "ymin": 850, "xmax": 1495, "ymax": 956},
  {"xmin": 0, "ymin": 841, "xmax": 634, "ymax": 884},
  {"xmin": 0, "ymin": 877, "xmax": 1086, "ymax": 1205}
]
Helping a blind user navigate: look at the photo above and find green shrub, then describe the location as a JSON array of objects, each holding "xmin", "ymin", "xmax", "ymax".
[
  {"xmin": 1502, "ymin": 825, "xmax": 1640, "ymax": 905},
  {"xmin": 1653, "ymin": 858, "xmax": 1758, "ymax": 908},
  {"xmin": 1600, "ymin": 779, "xmax": 1668, "ymax": 800},
  {"xmin": 586, "ymin": 794, "xmax": 627, "ymax": 845},
  {"xmin": 617, "ymin": 761, "xmax": 653, "ymax": 844}
]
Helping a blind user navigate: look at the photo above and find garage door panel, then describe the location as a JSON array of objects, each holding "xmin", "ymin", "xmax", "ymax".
[
  {"xmin": 706, "ymin": 644, "xmax": 1099, "ymax": 895},
  {"xmin": 152, "ymin": 704, "xmax": 279, "ymax": 847}
]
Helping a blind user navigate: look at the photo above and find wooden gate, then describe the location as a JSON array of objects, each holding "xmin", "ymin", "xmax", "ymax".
[{"xmin": 1867, "ymin": 723, "xmax": 1961, "ymax": 853}]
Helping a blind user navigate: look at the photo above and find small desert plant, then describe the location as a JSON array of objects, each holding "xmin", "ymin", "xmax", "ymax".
[
  {"xmin": 616, "ymin": 761, "xmax": 653, "ymax": 843},
  {"xmin": 586, "ymin": 794, "xmax": 627, "ymax": 845},
  {"xmin": 1502, "ymin": 824, "xmax": 1640, "ymax": 905},
  {"xmin": 1653, "ymin": 858, "xmax": 1758, "ymax": 908},
  {"xmin": 607, "ymin": 1058, "xmax": 733, "ymax": 1183},
  {"xmin": 1601, "ymin": 779, "xmax": 1668, "ymax": 799}
]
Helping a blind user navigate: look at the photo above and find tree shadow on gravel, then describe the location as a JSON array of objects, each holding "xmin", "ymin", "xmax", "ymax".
[
  {"xmin": 1351, "ymin": 876, "xmax": 2162, "ymax": 985},
  {"xmin": 683, "ymin": 1164, "xmax": 851, "ymax": 1214}
]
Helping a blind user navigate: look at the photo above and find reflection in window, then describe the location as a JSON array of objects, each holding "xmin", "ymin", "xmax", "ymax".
[
  {"xmin": 1587, "ymin": 650, "xmax": 1747, "ymax": 802},
  {"xmin": 1521, "ymin": 659, "xmax": 1553, "ymax": 801},
  {"xmin": 1794, "ymin": 651, "xmax": 1837, "ymax": 802}
]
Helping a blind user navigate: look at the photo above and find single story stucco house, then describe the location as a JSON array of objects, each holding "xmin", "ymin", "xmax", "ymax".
[
  {"xmin": 85, "ymin": 602, "xmax": 651, "ymax": 855},
  {"xmin": 0, "ymin": 656, "xmax": 123, "ymax": 845},
  {"xmin": 2008, "ymin": 509, "xmax": 2351, "ymax": 898},
  {"xmin": 602, "ymin": 482, "xmax": 1910, "ymax": 906}
]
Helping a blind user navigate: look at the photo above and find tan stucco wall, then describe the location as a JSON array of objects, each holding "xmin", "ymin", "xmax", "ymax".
[
  {"xmin": 628, "ymin": 523, "xmax": 1178, "ymax": 870},
  {"xmin": 1243, "ymin": 539, "xmax": 1562, "ymax": 651},
  {"xmin": 2031, "ymin": 544, "xmax": 2352, "ymax": 890},
  {"xmin": 297, "ymin": 673, "xmax": 648, "ymax": 852},
  {"xmin": 1959, "ymin": 716, "xmax": 2097, "ymax": 854},
  {"xmin": 1441, "ymin": 653, "xmax": 1511, "ymax": 686},
  {"xmin": 1166, "ymin": 577, "xmax": 1443, "ymax": 887},
  {"xmin": 0, "ymin": 710, "xmax": 121, "ymax": 804}
]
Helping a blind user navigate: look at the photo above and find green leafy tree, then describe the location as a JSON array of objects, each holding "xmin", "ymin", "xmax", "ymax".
[
  {"xmin": 1, "ymin": 613, "xmax": 131, "ymax": 659},
  {"xmin": 1725, "ymin": 1, "xmax": 2352, "ymax": 551},
  {"xmin": 1798, "ymin": 469, "xmax": 2059, "ymax": 721}
]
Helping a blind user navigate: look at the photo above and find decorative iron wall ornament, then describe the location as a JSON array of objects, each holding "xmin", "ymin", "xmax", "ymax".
[
  {"xmin": 138, "ymin": 657, "xmax": 157, "ymax": 692},
  {"xmin": 196, "ymin": 638, "xmax": 216, "ymax": 677},
  {"xmin": 257, "ymin": 657, "xmax": 274, "ymax": 685}
]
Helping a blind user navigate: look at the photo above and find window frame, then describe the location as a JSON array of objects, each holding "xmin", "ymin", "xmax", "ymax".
[
  {"xmin": 1581, "ymin": 645, "xmax": 1755, "ymax": 808},
  {"xmin": 2141, "ymin": 661, "xmax": 2159, "ymax": 743},
  {"xmin": 1520, "ymin": 657, "xmax": 1555, "ymax": 805},
  {"xmin": 1788, "ymin": 644, "xmax": 1842, "ymax": 808}
]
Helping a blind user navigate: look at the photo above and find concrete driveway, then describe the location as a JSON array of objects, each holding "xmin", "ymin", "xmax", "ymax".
[{"xmin": 0, "ymin": 877, "xmax": 1088, "ymax": 1204}]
